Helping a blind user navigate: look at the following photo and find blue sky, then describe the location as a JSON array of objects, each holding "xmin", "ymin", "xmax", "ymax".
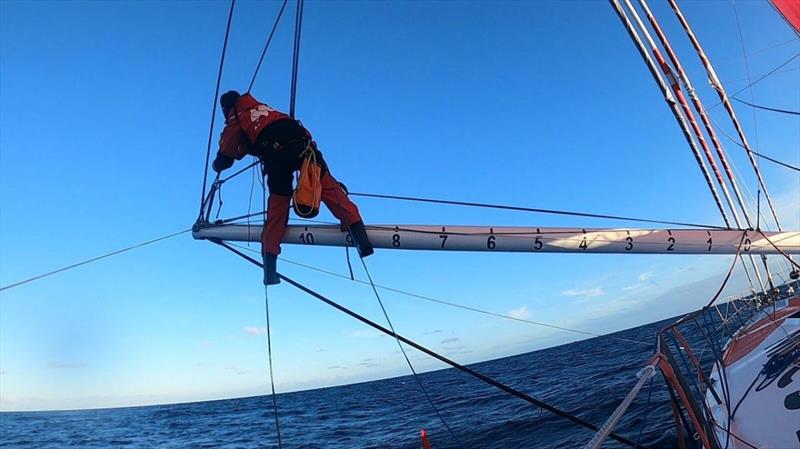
[{"xmin": 1, "ymin": 0, "xmax": 798, "ymax": 411}]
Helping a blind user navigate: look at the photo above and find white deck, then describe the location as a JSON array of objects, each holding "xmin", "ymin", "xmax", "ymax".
[{"xmin": 706, "ymin": 299, "xmax": 800, "ymax": 448}]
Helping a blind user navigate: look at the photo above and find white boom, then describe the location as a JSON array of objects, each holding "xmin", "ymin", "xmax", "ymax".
[{"xmin": 193, "ymin": 224, "xmax": 800, "ymax": 255}]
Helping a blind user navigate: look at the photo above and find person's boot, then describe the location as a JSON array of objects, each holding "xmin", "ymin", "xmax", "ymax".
[
  {"xmin": 349, "ymin": 221, "xmax": 374, "ymax": 258},
  {"xmin": 263, "ymin": 253, "xmax": 280, "ymax": 285}
]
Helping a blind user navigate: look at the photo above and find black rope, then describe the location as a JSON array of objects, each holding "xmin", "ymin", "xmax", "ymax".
[
  {"xmin": 731, "ymin": 96, "xmax": 800, "ymax": 116},
  {"xmin": 708, "ymin": 52, "xmax": 800, "ymax": 110},
  {"xmin": 211, "ymin": 240, "xmax": 648, "ymax": 449},
  {"xmin": 757, "ymin": 230, "xmax": 800, "ymax": 270},
  {"xmin": 247, "ymin": 0, "xmax": 290, "ymax": 93},
  {"xmin": 199, "ymin": 0, "xmax": 236, "ymax": 218},
  {"xmin": 288, "ymin": 0, "xmax": 304, "ymax": 118},
  {"xmin": 705, "ymin": 231, "xmax": 747, "ymax": 308},
  {"xmin": 729, "ymin": 52, "xmax": 800, "ymax": 98},
  {"xmin": 0, "ymin": 229, "xmax": 190, "ymax": 292},
  {"xmin": 349, "ymin": 192, "xmax": 727, "ymax": 229},
  {"xmin": 708, "ymin": 115, "xmax": 800, "ymax": 173}
]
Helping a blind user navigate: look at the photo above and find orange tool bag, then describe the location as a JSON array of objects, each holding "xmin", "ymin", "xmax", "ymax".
[{"xmin": 292, "ymin": 145, "xmax": 322, "ymax": 218}]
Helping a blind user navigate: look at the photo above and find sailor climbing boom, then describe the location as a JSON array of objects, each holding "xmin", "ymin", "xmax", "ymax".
[{"xmin": 212, "ymin": 90, "xmax": 373, "ymax": 285}]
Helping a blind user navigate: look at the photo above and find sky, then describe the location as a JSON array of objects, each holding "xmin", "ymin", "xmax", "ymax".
[{"xmin": 0, "ymin": 0, "xmax": 798, "ymax": 412}]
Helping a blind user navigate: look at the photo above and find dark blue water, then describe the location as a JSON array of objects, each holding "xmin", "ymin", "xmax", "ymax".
[{"xmin": 1, "ymin": 315, "xmax": 719, "ymax": 449}]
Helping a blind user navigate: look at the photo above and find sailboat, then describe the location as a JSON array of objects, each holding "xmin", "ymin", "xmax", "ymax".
[{"xmin": 191, "ymin": 0, "xmax": 800, "ymax": 448}]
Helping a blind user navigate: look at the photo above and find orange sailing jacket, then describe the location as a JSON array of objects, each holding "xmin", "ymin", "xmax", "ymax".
[{"xmin": 217, "ymin": 93, "xmax": 290, "ymax": 161}]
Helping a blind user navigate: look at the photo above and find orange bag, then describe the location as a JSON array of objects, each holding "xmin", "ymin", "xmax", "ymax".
[{"xmin": 292, "ymin": 148, "xmax": 322, "ymax": 218}]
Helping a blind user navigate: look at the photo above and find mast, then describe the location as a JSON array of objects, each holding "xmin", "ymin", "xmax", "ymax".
[
  {"xmin": 667, "ymin": 0, "xmax": 784, "ymax": 234},
  {"xmin": 608, "ymin": 0, "xmax": 732, "ymax": 231},
  {"xmin": 631, "ymin": 0, "xmax": 767, "ymax": 293},
  {"xmin": 193, "ymin": 224, "xmax": 800, "ymax": 255},
  {"xmin": 667, "ymin": 0, "xmax": 795, "ymax": 284}
]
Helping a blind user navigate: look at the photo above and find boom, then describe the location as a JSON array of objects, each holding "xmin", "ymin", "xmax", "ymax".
[{"xmin": 193, "ymin": 224, "xmax": 800, "ymax": 255}]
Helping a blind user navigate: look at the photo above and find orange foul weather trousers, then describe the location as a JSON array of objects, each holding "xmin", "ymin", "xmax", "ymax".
[{"xmin": 261, "ymin": 171, "xmax": 362, "ymax": 255}]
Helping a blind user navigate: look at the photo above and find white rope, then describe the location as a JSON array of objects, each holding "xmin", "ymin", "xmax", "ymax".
[{"xmin": 583, "ymin": 363, "xmax": 658, "ymax": 449}]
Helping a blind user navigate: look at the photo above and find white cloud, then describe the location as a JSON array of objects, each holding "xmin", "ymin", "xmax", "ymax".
[
  {"xmin": 243, "ymin": 326, "xmax": 268, "ymax": 336},
  {"xmin": 441, "ymin": 337, "xmax": 460, "ymax": 345},
  {"xmin": 0, "ymin": 370, "xmax": 7, "ymax": 375},
  {"xmin": 507, "ymin": 307, "xmax": 531, "ymax": 319},
  {"xmin": 561, "ymin": 287, "xmax": 604, "ymax": 298},
  {"xmin": 638, "ymin": 271, "xmax": 653, "ymax": 281},
  {"xmin": 224, "ymin": 364, "xmax": 239, "ymax": 371}
]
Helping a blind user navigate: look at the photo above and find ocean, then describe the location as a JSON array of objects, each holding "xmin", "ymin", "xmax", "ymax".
[{"xmin": 1, "ymin": 314, "xmax": 724, "ymax": 449}]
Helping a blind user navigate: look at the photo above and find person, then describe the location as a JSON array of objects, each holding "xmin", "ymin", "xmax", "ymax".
[{"xmin": 212, "ymin": 90, "xmax": 373, "ymax": 285}]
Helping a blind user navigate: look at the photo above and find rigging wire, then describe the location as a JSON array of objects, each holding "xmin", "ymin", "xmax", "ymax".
[
  {"xmin": 262, "ymin": 54, "xmax": 283, "ymax": 449},
  {"xmin": 729, "ymin": 51, "xmax": 800, "ymax": 98},
  {"xmin": 211, "ymin": 240, "xmax": 649, "ymax": 449},
  {"xmin": 329, "ymin": 184, "xmax": 458, "ymax": 439},
  {"xmin": 199, "ymin": 0, "xmax": 236, "ymax": 219},
  {"xmin": 707, "ymin": 52, "xmax": 800, "ymax": 111},
  {"xmin": 0, "ymin": 229, "xmax": 191, "ymax": 292},
  {"xmin": 226, "ymin": 242, "xmax": 652, "ymax": 346},
  {"xmin": 726, "ymin": 66, "xmax": 798, "ymax": 84},
  {"xmin": 708, "ymin": 116, "xmax": 799, "ymax": 172},
  {"xmin": 288, "ymin": 0, "xmax": 304, "ymax": 118},
  {"xmin": 730, "ymin": 96, "xmax": 800, "ymax": 116},
  {"xmin": 356, "ymin": 256, "xmax": 459, "ymax": 441},
  {"xmin": 211, "ymin": 202, "xmax": 730, "ymax": 231},
  {"xmin": 732, "ymin": 0, "xmax": 762, "ymax": 154},
  {"xmin": 757, "ymin": 230, "xmax": 800, "ymax": 270},
  {"xmin": 348, "ymin": 192, "xmax": 728, "ymax": 229},
  {"xmin": 247, "ymin": 0, "xmax": 290, "ymax": 93}
]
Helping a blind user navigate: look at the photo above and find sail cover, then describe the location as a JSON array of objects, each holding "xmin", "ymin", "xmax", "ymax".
[{"xmin": 771, "ymin": 0, "xmax": 800, "ymax": 34}]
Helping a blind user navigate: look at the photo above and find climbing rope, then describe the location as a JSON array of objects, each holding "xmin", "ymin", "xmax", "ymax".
[
  {"xmin": 263, "ymin": 285, "xmax": 283, "ymax": 448},
  {"xmin": 211, "ymin": 240, "xmax": 649, "ymax": 449},
  {"xmin": 199, "ymin": 0, "xmax": 236, "ymax": 219}
]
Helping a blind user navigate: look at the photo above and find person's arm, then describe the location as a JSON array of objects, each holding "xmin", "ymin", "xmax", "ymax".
[
  {"xmin": 212, "ymin": 153, "xmax": 235, "ymax": 172},
  {"xmin": 212, "ymin": 124, "xmax": 245, "ymax": 173}
]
